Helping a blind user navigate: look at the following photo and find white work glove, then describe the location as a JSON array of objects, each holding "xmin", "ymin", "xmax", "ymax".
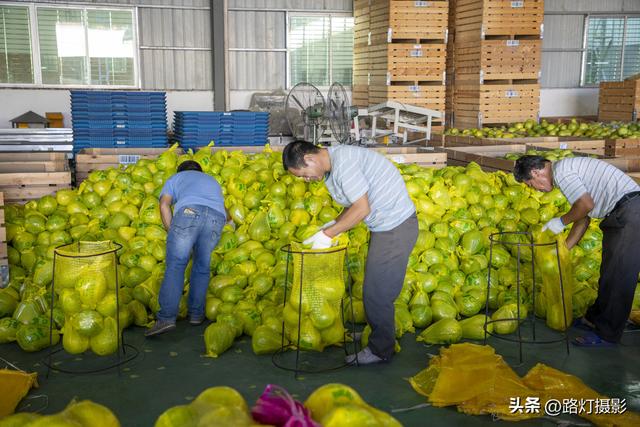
[
  {"xmin": 303, "ymin": 230, "xmax": 333, "ymax": 249},
  {"xmin": 320, "ymin": 220, "xmax": 336, "ymax": 230},
  {"xmin": 542, "ymin": 217, "xmax": 565, "ymax": 235}
]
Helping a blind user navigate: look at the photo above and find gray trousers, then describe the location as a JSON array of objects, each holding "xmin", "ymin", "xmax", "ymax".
[
  {"xmin": 586, "ymin": 196, "xmax": 640, "ymax": 342},
  {"xmin": 363, "ymin": 213, "xmax": 418, "ymax": 359}
]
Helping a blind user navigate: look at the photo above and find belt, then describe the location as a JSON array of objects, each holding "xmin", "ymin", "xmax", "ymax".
[{"xmin": 611, "ymin": 191, "xmax": 640, "ymax": 214}]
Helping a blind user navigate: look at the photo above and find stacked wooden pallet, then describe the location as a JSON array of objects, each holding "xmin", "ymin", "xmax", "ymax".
[
  {"xmin": 352, "ymin": 0, "xmax": 449, "ymax": 120},
  {"xmin": 598, "ymin": 74, "xmax": 640, "ymax": 122},
  {"xmin": 353, "ymin": 0, "xmax": 371, "ymax": 106},
  {"xmin": 445, "ymin": 0, "xmax": 457, "ymax": 125},
  {"xmin": 452, "ymin": 0, "xmax": 543, "ymax": 129},
  {"xmin": 0, "ymin": 153, "xmax": 71, "ymax": 204},
  {"xmin": 75, "ymin": 147, "xmax": 184, "ymax": 183}
]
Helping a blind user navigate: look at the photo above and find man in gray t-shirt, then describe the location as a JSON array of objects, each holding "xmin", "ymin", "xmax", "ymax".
[
  {"xmin": 282, "ymin": 140, "xmax": 418, "ymax": 365},
  {"xmin": 514, "ymin": 155, "xmax": 640, "ymax": 347}
]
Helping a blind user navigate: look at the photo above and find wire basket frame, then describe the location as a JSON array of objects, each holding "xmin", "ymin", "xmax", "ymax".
[
  {"xmin": 272, "ymin": 244, "xmax": 360, "ymax": 377},
  {"xmin": 44, "ymin": 241, "xmax": 138, "ymax": 375},
  {"xmin": 483, "ymin": 231, "xmax": 570, "ymax": 364}
]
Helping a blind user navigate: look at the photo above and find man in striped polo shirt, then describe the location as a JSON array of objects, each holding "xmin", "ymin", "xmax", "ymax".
[
  {"xmin": 514, "ymin": 155, "xmax": 640, "ymax": 346},
  {"xmin": 282, "ymin": 141, "xmax": 418, "ymax": 365}
]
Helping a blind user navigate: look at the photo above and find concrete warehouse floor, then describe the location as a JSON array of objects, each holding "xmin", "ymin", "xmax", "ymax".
[{"xmin": 2, "ymin": 322, "xmax": 639, "ymax": 427}]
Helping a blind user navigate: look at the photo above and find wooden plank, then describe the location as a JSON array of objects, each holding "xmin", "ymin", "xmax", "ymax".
[
  {"xmin": 0, "ymin": 161, "xmax": 68, "ymax": 173},
  {"xmin": 0, "ymin": 185, "xmax": 71, "ymax": 204},
  {"xmin": 0, "ymin": 172, "xmax": 71, "ymax": 186},
  {"xmin": 0, "ymin": 152, "xmax": 67, "ymax": 162}
]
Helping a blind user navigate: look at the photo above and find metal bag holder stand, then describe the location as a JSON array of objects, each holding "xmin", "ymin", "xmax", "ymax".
[
  {"xmin": 484, "ymin": 231, "xmax": 570, "ymax": 364},
  {"xmin": 44, "ymin": 241, "xmax": 138, "ymax": 376},
  {"xmin": 272, "ymin": 244, "xmax": 360, "ymax": 378}
]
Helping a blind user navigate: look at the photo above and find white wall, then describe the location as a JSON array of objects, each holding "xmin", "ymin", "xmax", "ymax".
[
  {"xmin": 0, "ymin": 89, "xmax": 215, "ymax": 130},
  {"xmin": 540, "ymin": 88, "xmax": 599, "ymax": 118}
]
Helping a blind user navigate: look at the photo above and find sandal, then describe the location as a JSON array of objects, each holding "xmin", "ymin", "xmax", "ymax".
[{"xmin": 572, "ymin": 331, "xmax": 615, "ymax": 347}]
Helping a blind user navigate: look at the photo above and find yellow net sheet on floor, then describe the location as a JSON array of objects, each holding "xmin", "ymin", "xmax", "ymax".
[
  {"xmin": 410, "ymin": 343, "xmax": 640, "ymax": 426},
  {"xmin": 0, "ymin": 369, "xmax": 38, "ymax": 417}
]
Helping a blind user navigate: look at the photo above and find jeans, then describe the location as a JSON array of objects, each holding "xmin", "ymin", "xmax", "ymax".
[{"xmin": 157, "ymin": 205, "xmax": 225, "ymax": 322}]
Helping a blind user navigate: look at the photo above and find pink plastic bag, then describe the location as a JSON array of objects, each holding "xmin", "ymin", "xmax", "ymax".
[{"xmin": 251, "ymin": 384, "xmax": 319, "ymax": 427}]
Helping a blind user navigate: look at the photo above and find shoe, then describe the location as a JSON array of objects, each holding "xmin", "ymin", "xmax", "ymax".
[
  {"xmin": 572, "ymin": 318, "xmax": 594, "ymax": 332},
  {"xmin": 189, "ymin": 317, "xmax": 205, "ymax": 326},
  {"xmin": 345, "ymin": 347, "xmax": 386, "ymax": 365},
  {"xmin": 144, "ymin": 320, "xmax": 176, "ymax": 337},
  {"xmin": 572, "ymin": 331, "xmax": 615, "ymax": 348}
]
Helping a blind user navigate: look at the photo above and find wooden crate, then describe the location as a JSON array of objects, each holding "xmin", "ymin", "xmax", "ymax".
[
  {"xmin": 455, "ymin": 0, "xmax": 544, "ymax": 40},
  {"xmin": 0, "ymin": 172, "xmax": 72, "ymax": 204},
  {"xmin": 444, "ymin": 143, "xmax": 593, "ymax": 172},
  {"xmin": 603, "ymin": 138, "xmax": 640, "ymax": 157},
  {"xmin": 75, "ymin": 147, "xmax": 184, "ymax": 183},
  {"xmin": 603, "ymin": 157, "xmax": 640, "ymax": 173},
  {"xmin": 369, "ymin": 83, "xmax": 446, "ymax": 113},
  {"xmin": 598, "ymin": 76, "xmax": 640, "ymax": 122},
  {"xmin": 627, "ymin": 172, "xmax": 640, "ymax": 184},
  {"xmin": 369, "ymin": 0, "xmax": 449, "ymax": 44},
  {"xmin": 0, "ymin": 152, "xmax": 69, "ymax": 173},
  {"xmin": 453, "ymin": 81, "xmax": 540, "ymax": 128},
  {"xmin": 0, "ymin": 192, "xmax": 7, "ymax": 287},
  {"xmin": 373, "ymin": 146, "xmax": 447, "ymax": 168},
  {"xmin": 352, "ymin": 84, "xmax": 370, "ymax": 107},
  {"xmin": 445, "ymin": 144, "xmax": 527, "ymax": 171},
  {"xmin": 527, "ymin": 139, "xmax": 606, "ymax": 156},
  {"xmin": 369, "ymin": 43, "xmax": 447, "ymax": 84},
  {"xmin": 455, "ymin": 38, "xmax": 541, "ymax": 81}
]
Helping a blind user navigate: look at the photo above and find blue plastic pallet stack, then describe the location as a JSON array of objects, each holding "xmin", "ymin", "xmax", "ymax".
[
  {"xmin": 71, "ymin": 91, "xmax": 168, "ymax": 150},
  {"xmin": 173, "ymin": 111, "xmax": 269, "ymax": 149}
]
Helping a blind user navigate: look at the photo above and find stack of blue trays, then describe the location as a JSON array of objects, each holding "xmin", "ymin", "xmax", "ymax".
[
  {"xmin": 173, "ymin": 111, "xmax": 269, "ymax": 149},
  {"xmin": 71, "ymin": 91, "xmax": 168, "ymax": 150}
]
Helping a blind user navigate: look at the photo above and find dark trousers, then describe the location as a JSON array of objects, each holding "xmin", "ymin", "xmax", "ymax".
[
  {"xmin": 363, "ymin": 213, "xmax": 418, "ymax": 359},
  {"xmin": 586, "ymin": 197, "xmax": 640, "ymax": 342}
]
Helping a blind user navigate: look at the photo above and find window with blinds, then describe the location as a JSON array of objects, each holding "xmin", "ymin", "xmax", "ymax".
[
  {"xmin": 288, "ymin": 15, "xmax": 353, "ymax": 88},
  {"xmin": 0, "ymin": 5, "xmax": 33, "ymax": 84},
  {"xmin": 583, "ymin": 16, "xmax": 640, "ymax": 85},
  {"xmin": 37, "ymin": 7, "xmax": 135, "ymax": 86}
]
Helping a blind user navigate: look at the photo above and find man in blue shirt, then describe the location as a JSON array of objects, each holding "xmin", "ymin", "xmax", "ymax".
[{"xmin": 145, "ymin": 160, "xmax": 226, "ymax": 337}]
